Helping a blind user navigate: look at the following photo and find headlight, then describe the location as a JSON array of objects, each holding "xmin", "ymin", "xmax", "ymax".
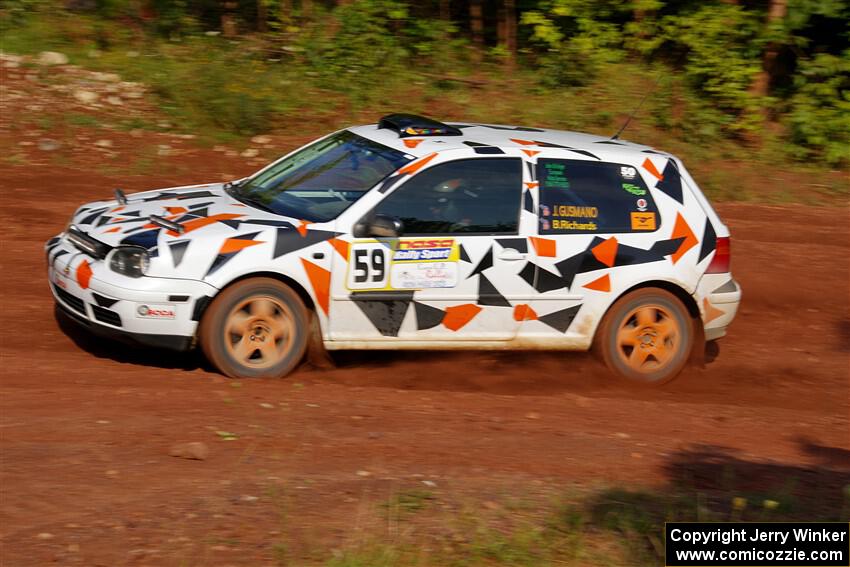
[{"xmin": 108, "ymin": 246, "xmax": 150, "ymax": 278}]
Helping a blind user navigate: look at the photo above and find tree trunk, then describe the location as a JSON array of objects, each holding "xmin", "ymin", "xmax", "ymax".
[
  {"xmin": 504, "ymin": 0, "xmax": 516, "ymax": 61},
  {"xmin": 279, "ymin": 0, "xmax": 291, "ymax": 29},
  {"xmin": 221, "ymin": 0, "xmax": 238, "ymax": 37},
  {"xmin": 301, "ymin": 0, "xmax": 312, "ymax": 18},
  {"xmin": 497, "ymin": 2, "xmax": 506, "ymax": 49},
  {"xmin": 257, "ymin": 0, "xmax": 267, "ymax": 32},
  {"xmin": 469, "ymin": 0, "xmax": 484, "ymax": 60},
  {"xmin": 751, "ymin": 0, "xmax": 788, "ymax": 98},
  {"xmin": 440, "ymin": 0, "xmax": 450, "ymax": 22}
]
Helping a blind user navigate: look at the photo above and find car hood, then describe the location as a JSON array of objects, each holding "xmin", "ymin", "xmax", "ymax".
[
  {"xmin": 69, "ymin": 183, "xmax": 317, "ymax": 280},
  {"xmin": 71, "ymin": 182, "xmax": 298, "ymax": 245}
]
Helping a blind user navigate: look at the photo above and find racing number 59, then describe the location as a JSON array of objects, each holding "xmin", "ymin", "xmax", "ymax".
[{"xmin": 347, "ymin": 244, "xmax": 390, "ymax": 290}]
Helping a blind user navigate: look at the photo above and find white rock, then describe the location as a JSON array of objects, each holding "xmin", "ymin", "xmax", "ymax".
[
  {"xmin": 250, "ymin": 135, "xmax": 272, "ymax": 145},
  {"xmin": 38, "ymin": 139, "xmax": 61, "ymax": 151},
  {"xmin": 73, "ymin": 90, "xmax": 98, "ymax": 104},
  {"xmin": 105, "ymin": 96, "xmax": 123, "ymax": 106},
  {"xmin": 94, "ymin": 139, "xmax": 113, "ymax": 148},
  {"xmin": 356, "ymin": 470, "xmax": 371, "ymax": 477},
  {"xmin": 37, "ymin": 51, "xmax": 68, "ymax": 66},
  {"xmin": 240, "ymin": 148, "xmax": 259, "ymax": 158},
  {"xmin": 157, "ymin": 145, "xmax": 171, "ymax": 156},
  {"xmin": 36, "ymin": 532, "xmax": 55, "ymax": 540},
  {"xmin": 91, "ymin": 71, "xmax": 121, "ymax": 82}
]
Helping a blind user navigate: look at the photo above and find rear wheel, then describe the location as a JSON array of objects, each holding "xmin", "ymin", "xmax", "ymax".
[
  {"xmin": 200, "ymin": 278, "xmax": 309, "ymax": 378},
  {"xmin": 594, "ymin": 288, "xmax": 693, "ymax": 385}
]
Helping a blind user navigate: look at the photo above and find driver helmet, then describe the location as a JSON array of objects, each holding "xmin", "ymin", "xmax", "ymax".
[{"xmin": 433, "ymin": 178, "xmax": 464, "ymax": 194}]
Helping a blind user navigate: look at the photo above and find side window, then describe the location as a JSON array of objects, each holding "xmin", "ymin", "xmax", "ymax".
[
  {"xmin": 537, "ymin": 159, "xmax": 659, "ymax": 234},
  {"xmin": 373, "ymin": 158, "xmax": 523, "ymax": 235}
]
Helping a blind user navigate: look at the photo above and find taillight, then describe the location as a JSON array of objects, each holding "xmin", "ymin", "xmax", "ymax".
[{"xmin": 706, "ymin": 236, "xmax": 731, "ymax": 273}]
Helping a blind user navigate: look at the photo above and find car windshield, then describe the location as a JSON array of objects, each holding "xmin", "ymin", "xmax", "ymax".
[{"xmin": 232, "ymin": 131, "xmax": 412, "ymax": 222}]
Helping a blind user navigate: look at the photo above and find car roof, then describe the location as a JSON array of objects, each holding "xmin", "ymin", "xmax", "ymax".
[{"xmin": 348, "ymin": 122, "xmax": 671, "ymax": 161}]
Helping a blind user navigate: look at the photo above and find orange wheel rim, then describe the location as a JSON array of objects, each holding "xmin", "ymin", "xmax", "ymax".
[
  {"xmin": 615, "ymin": 304, "xmax": 680, "ymax": 373},
  {"xmin": 224, "ymin": 295, "xmax": 295, "ymax": 369}
]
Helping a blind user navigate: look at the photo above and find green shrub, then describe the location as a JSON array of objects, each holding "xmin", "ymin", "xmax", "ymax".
[{"xmin": 786, "ymin": 51, "xmax": 850, "ymax": 166}]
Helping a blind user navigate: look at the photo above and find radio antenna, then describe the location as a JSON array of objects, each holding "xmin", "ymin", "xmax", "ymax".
[{"xmin": 611, "ymin": 75, "xmax": 661, "ymax": 140}]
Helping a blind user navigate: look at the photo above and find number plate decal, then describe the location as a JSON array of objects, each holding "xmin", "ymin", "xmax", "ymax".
[
  {"xmin": 346, "ymin": 239, "xmax": 459, "ymax": 291},
  {"xmin": 346, "ymin": 243, "xmax": 391, "ymax": 290}
]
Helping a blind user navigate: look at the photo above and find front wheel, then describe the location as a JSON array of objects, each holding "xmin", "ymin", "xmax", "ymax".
[
  {"xmin": 200, "ymin": 278, "xmax": 309, "ymax": 378},
  {"xmin": 593, "ymin": 288, "xmax": 694, "ymax": 385}
]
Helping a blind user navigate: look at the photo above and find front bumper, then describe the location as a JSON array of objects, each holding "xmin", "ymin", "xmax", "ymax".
[
  {"xmin": 55, "ymin": 301, "xmax": 194, "ymax": 351},
  {"xmin": 46, "ymin": 236, "xmax": 217, "ymax": 351}
]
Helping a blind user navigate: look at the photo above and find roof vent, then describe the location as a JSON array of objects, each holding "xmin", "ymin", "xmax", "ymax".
[{"xmin": 378, "ymin": 113, "xmax": 462, "ymax": 138}]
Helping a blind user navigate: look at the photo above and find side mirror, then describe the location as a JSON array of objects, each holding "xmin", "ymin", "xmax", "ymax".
[{"xmin": 354, "ymin": 213, "xmax": 403, "ymax": 238}]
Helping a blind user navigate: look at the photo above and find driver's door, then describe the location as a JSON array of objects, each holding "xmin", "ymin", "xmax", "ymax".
[{"xmin": 328, "ymin": 156, "xmax": 531, "ymax": 342}]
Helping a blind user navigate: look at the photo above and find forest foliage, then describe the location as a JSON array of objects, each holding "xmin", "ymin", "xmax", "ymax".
[{"xmin": 1, "ymin": 0, "xmax": 847, "ymax": 167}]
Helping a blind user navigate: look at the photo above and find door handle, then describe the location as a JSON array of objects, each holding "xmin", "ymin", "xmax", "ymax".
[{"xmin": 498, "ymin": 248, "xmax": 526, "ymax": 261}]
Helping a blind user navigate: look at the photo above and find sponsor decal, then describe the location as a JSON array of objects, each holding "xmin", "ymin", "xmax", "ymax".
[
  {"xmin": 394, "ymin": 238, "xmax": 454, "ymax": 262},
  {"xmin": 393, "ymin": 248, "xmax": 452, "ymax": 262},
  {"xmin": 136, "ymin": 303, "xmax": 176, "ymax": 319},
  {"xmin": 620, "ymin": 166, "xmax": 637, "ymax": 179},
  {"xmin": 542, "ymin": 162, "xmax": 570, "ymax": 188},
  {"xmin": 636, "ymin": 198, "xmax": 648, "ymax": 211},
  {"xmin": 391, "ymin": 262, "xmax": 458, "ymax": 289},
  {"xmin": 630, "ymin": 211, "xmax": 656, "ymax": 231},
  {"xmin": 622, "ymin": 182, "xmax": 647, "ymax": 196},
  {"xmin": 551, "ymin": 205, "xmax": 598, "ymax": 218},
  {"xmin": 54, "ymin": 274, "xmax": 68, "ymax": 289},
  {"xmin": 397, "ymin": 238, "xmax": 454, "ymax": 250}
]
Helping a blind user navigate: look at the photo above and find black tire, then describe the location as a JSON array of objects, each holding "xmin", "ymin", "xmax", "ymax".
[
  {"xmin": 593, "ymin": 288, "xmax": 694, "ymax": 385},
  {"xmin": 199, "ymin": 278, "xmax": 309, "ymax": 378}
]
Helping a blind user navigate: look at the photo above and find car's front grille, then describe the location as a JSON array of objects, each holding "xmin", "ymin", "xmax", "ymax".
[
  {"xmin": 53, "ymin": 284, "xmax": 86, "ymax": 315},
  {"xmin": 91, "ymin": 305, "xmax": 122, "ymax": 327}
]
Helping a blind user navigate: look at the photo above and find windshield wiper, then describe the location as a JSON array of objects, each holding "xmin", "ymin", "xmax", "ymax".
[{"xmin": 225, "ymin": 184, "xmax": 276, "ymax": 214}]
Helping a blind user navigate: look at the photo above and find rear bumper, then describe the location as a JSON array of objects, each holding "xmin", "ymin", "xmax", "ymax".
[
  {"xmin": 55, "ymin": 301, "xmax": 193, "ymax": 351},
  {"xmin": 697, "ymin": 275, "xmax": 742, "ymax": 341}
]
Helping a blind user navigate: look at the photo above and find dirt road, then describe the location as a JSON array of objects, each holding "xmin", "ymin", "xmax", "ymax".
[{"xmin": 1, "ymin": 162, "xmax": 848, "ymax": 565}]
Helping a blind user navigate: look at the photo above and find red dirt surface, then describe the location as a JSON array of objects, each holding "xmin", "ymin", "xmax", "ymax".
[{"xmin": 1, "ymin": 156, "xmax": 849, "ymax": 564}]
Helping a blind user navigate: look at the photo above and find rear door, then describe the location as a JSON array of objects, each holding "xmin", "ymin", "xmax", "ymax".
[
  {"xmin": 517, "ymin": 154, "xmax": 663, "ymax": 342},
  {"xmin": 329, "ymin": 155, "xmax": 533, "ymax": 341}
]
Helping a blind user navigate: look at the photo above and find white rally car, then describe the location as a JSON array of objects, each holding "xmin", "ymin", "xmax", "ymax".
[{"xmin": 46, "ymin": 114, "xmax": 741, "ymax": 384}]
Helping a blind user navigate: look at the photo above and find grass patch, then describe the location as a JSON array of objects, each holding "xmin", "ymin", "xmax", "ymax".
[{"xmin": 307, "ymin": 446, "xmax": 850, "ymax": 566}]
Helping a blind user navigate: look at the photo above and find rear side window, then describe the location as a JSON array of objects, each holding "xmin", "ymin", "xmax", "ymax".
[{"xmin": 537, "ymin": 159, "xmax": 659, "ymax": 234}]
